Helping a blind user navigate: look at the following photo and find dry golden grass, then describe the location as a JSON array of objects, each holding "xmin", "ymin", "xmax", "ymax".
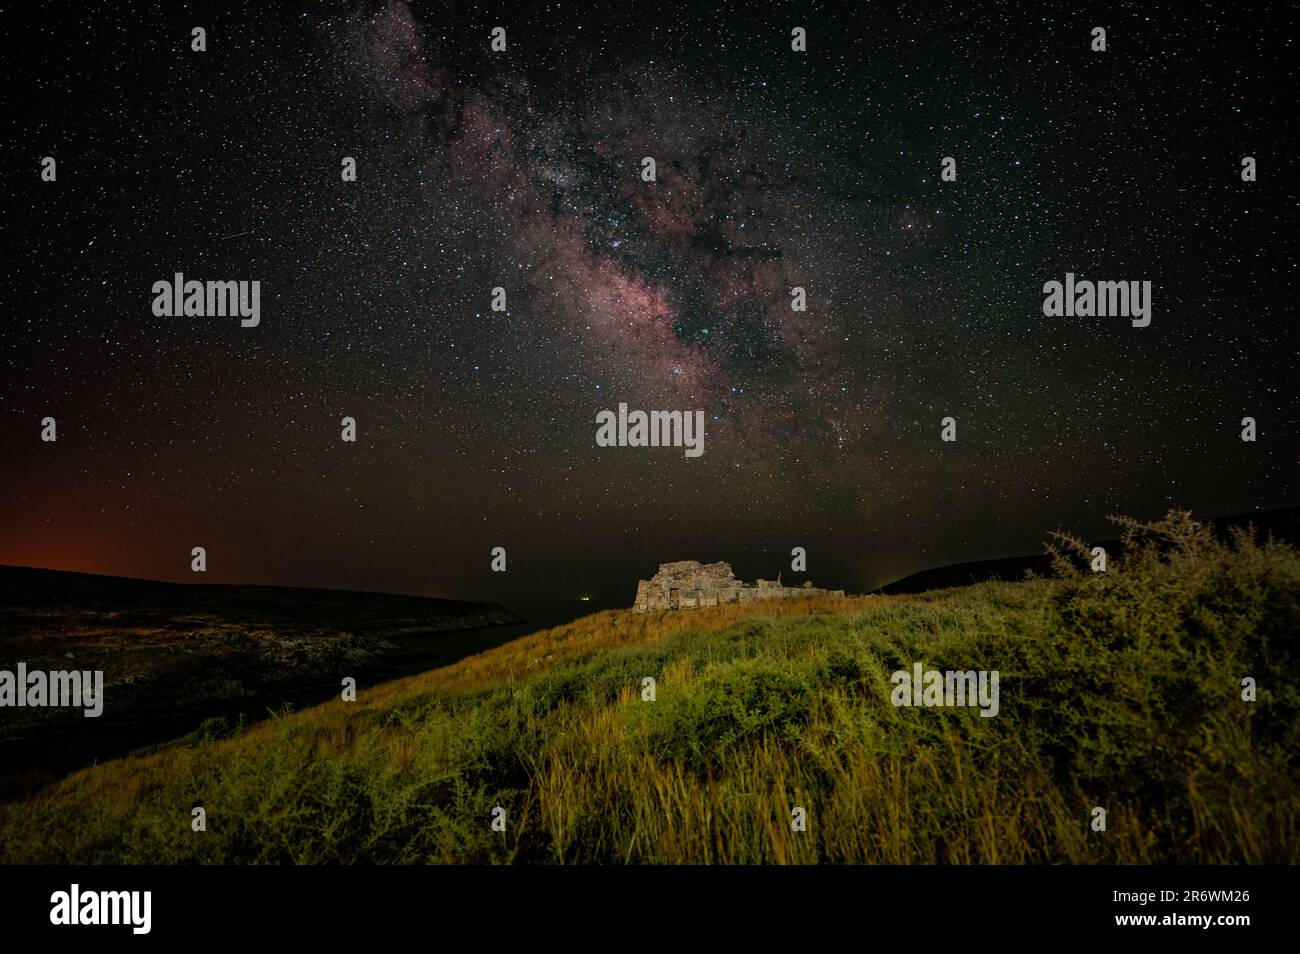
[{"xmin": 361, "ymin": 595, "xmax": 883, "ymax": 703}]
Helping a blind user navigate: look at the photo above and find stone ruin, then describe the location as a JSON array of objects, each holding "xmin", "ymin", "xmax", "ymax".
[{"xmin": 632, "ymin": 560, "xmax": 845, "ymax": 612}]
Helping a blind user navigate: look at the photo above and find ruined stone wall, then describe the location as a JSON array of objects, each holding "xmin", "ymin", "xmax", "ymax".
[{"xmin": 633, "ymin": 560, "xmax": 845, "ymax": 612}]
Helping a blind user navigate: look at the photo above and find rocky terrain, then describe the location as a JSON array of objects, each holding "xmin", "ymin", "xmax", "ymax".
[{"xmin": 0, "ymin": 565, "xmax": 520, "ymax": 738}]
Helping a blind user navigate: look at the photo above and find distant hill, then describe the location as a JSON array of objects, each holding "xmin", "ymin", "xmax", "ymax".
[
  {"xmin": 875, "ymin": 506, "xmax": 1300, "ymax": 594},
  {"xmin": 0, "ymin": 565, "xmax": 520, "ymax": 740},
  {"xmin": 0, "ymin": 565, "xmax": 519, "ymax": 631}
]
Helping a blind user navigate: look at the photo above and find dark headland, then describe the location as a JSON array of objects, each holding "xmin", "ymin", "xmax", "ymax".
[
  {"xmin": 875, "ymin": 506, "xmax": 1300, "ymax": 594},
  {"xmin": 0, "ymin": 566, "xmax": 522, "ymax": 743}
]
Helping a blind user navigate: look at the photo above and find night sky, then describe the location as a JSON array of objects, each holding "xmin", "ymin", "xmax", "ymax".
[{"xmin": 1, "ymin": 0, "xmax": 1294, "ymax": 602}]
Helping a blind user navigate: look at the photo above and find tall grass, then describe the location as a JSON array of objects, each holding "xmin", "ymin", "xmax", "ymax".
[{"xmin": 1, "ymin": 512, "xmax": 1296, "ymax": 863}]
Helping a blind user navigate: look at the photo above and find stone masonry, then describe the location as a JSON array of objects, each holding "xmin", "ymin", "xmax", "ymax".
[{"xmin": 632, "ymin": 560, "xmax": 845, "ymax": 612}]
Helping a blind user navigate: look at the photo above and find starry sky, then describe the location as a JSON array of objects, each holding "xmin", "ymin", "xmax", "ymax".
[{"xmin": 0, "ymin": 0, "xmax": 1294, "ymax": 602}]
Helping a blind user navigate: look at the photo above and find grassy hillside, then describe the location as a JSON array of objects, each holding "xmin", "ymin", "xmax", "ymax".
[{"xmin": 1, "ymin": 512, "xmax": 1296, "ymax": 864}]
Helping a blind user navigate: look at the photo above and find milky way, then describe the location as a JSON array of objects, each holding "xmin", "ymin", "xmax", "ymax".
[{"xmin": 0, "ymin": 0, "xmax": 1294, "ymax": 600}]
